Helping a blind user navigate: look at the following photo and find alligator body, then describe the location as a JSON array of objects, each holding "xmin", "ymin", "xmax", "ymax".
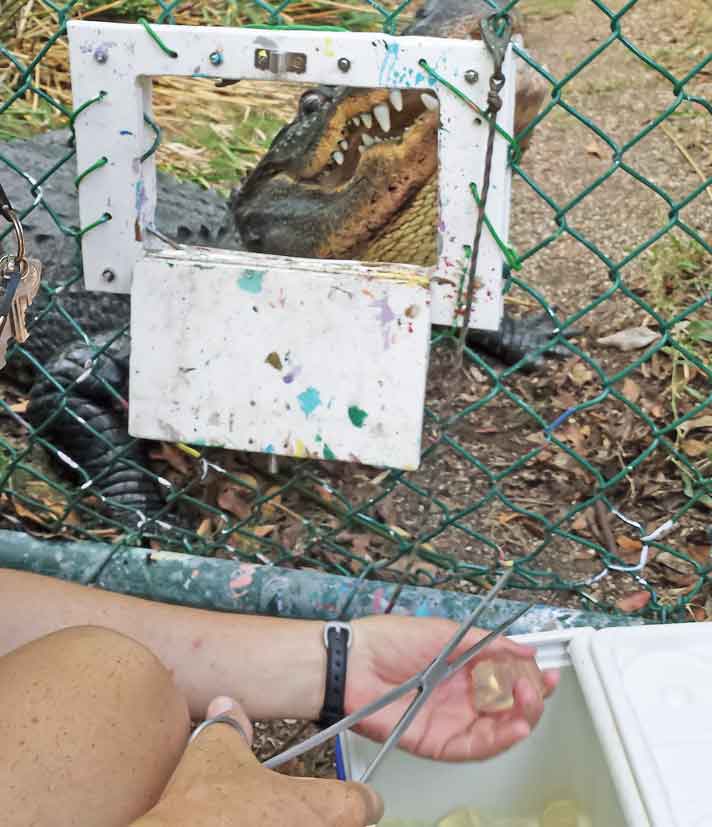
[
  {"xmin": 2, "ymin": 0, "xmax": 567, "ymax": 525},
  {"xmin": 1, "ymin": 130, "xmax": 240, "ymax": 520}
]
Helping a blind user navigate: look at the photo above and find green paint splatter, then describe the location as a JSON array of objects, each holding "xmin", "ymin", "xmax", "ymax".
[
  {"xmin": 265, "ymin": 351, "xmax": 282, "ymax": 370},
  {"xmin": 323, "ymin": 443, "xmax": 336, "ymax": 460},
  {"xmin": 238, "ymin": 269, "xmax": 264, "ymax": 293},
  {"xmin": 348, "ymin": 405, "xmax": 368, "ymax": 428},
  {"xmin": 298, "ymin": 387, "xmax": 322, "ymax": 417}
]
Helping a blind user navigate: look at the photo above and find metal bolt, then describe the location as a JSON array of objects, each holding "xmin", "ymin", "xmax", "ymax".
[
  {"xmin": 464, "ymin": 69, "xmax": 479, "ymax": 84},
  {"xmin": 209, "ymin": 50, "xmax": 223, "ymax": 66},
  {"xmin": 93, "ymin": 45, "xmax": 109, "ymax": 64},
  {"xmin": 337, "ymin": 57, "xmax": 351, "ymax": 73},
  {"xmin": 101, "ymin": 268, "xmax": 116, "ymax": 283}
]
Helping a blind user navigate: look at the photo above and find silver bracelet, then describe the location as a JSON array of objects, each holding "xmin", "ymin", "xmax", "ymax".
[{"xmin": 189, "ymin": 714, "xmax": 249, "ymax": 745}]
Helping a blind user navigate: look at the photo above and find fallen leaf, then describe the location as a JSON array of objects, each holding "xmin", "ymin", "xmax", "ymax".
[
  {"xmin": 681, "ymin": 438, "xmax": 709, "ymax": 457},
  {"xmin": 569, "ymin": 362, "xmax": 594, "ymax": 386},
  {"xmin": 252, "ymin": 524, "xmax": 276, "ymax": 538},
  {"xmin": 149, "ymin": 443, "xmax": 192, "ymax": 475},
  {"xmin": 621, "ymin": 377, "xmax": 641, "ymax": 404},
  {"xmin": 677, "ymin": 415, "xmax": 712, "ymax": 437},
  {"xmin": 217, "ymin": 483, "xmax": 253, "ymax": 520},
  {"xmin": 597, "ymin": 326, "xmax": 660, "ymax": 351},
  {"xmin": 585, "ymin": 140, "xmax": 603, "ymax": 158},
  {"xmin": 196, "ymin": 517, "xmax": 213, "ymax": 537},
  {"xmin": 616, "ymin": 534, "xmax": 642, "ymax": 554},
  {"xmin": 9, "ymin": 399, "xmax": 28, "ymax": 413},
  {"xmin": 616, "ymin": 591, "xmax": 651, "ymax": 612}
]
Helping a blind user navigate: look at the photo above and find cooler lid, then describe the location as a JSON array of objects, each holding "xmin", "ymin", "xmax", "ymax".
[{"xmin": 586, "ymin": 623, "xmax": 712, "ymax": 827}]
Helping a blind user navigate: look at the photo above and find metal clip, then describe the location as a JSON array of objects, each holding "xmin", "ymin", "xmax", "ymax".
[
  {"xmin": 254, "ymin": 48, "xmax": 307, "ymax": 74},
  {"xmin": 480, "ymin": 13, "xmax": 513, "ymax": 72}
]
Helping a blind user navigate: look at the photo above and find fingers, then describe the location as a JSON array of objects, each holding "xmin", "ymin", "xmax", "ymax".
[
  {"xmin": 293, "ymin": 777, "xmax": 384, "ymax": 827},
  {"xmin": 205, "ymin": 695, "xmax": 254, "ymax": 746}
]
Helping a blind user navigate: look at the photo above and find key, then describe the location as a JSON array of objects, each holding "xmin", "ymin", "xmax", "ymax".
[{"xmin": 0, "ymin": 256, "xmax": 42, "ymax": 369}]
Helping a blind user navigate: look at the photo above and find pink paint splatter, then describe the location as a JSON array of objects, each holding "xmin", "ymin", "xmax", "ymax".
[
  {"xmin": 372, "ymin": 587, "xmax": 388, "ymax": 613},
  {"xmin": 230, "ymin": 563, "xmax": 258, "ymax": 596}
]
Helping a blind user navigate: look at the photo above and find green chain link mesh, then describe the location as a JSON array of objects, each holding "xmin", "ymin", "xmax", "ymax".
[{"xmin": 0, "ymin": 0, "xmax": 710, "ymax": 622}]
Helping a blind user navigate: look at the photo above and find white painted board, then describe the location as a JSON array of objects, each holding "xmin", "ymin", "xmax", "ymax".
[
  {"xmin": 68, "ymin": 20, "xmax": 516, "ymax": 330},
  {"xmin": 129, "ymin": 249, "xmax": 430, "ymax": 469}
]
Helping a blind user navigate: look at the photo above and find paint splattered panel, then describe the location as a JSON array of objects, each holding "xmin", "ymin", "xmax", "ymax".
[{"xmin": 129, "ymin": 248, "xmax": 430, "ymax": 469}]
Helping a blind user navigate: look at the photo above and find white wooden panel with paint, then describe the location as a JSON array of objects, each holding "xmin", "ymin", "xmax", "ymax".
[
  {"xmin": 129, "ymin": 249, "xmax": 430, "ymax": 469},
  {"xmin": 67, "ymin": 20, "xmax": 516, "ymax": 330}
]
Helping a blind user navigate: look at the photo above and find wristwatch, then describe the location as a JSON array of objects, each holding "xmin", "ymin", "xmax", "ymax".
[{"xmin": 318, "ymin": 621, "xmax": 352, "ymax": 728}]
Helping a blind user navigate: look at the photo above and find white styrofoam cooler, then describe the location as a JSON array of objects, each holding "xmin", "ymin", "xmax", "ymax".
[{"xmin": 340, "ymin": 624, "xmax": 712, "ymax": 827}]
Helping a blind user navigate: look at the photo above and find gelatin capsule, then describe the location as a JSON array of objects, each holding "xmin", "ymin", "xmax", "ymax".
[
  {"xmin": 437, "ymin": 806, "xmax": 483, "ymax": 827},
  {"xmin": 540, "ymin": 800, "xmax": 591, "ymax": 827},
  {"xmin": 471, "ymin": 657, "xmax": 546, "ymax": 713}
]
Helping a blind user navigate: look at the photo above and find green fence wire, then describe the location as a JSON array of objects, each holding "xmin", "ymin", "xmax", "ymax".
[{"xmin": 0, "ymin": 0, "xmax": 710, "ymax": 623}]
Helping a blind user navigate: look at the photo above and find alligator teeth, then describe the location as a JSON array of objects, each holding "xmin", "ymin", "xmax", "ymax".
[
  {"xmin": 332, "ymin": 150, "xmax": 345, "ymax": 165},
  {"xmin": 339, "ymin": 140, "xmax": 349, "ymax": 151},
  {"xmin": 360, "ymin": 112, "xmax": 373, "ymax": 129},
  {"xmin": 421, "ymin": 92, "xmax": 439, "ymax": 111},
  {"xmin": 389, "ymin": 89, "xmax": 403, "ymax": 111},
  {"xmin": 361, "ymin": 132, "xmax": 375, "ymax": 147},
  {"xmin": 373, "ymin": 136, "xmax": 384, "ymax": 143},
  {"xmin": 358, "ymin": 145, "xmax": 365, "ymax": 154},
  {"xmin": 373, "ymin": 103, "xmax": 391, "ymax": 133},
  {"xmin": 351, "ymin": 116, "xmax": 361, "ymax": 126}
]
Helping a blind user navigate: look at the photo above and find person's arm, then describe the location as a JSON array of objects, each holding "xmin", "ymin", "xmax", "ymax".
[
  {"xmin": 0, "ymin": 568, "xmax": 558, "ymax": 760},
  {"xmin": 0, "ymin": 568, "xmax": 326, "ymax": 721}
]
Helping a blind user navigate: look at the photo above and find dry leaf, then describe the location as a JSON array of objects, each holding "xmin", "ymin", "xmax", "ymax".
[
  {"xmin": 9, "ymin": 399, "xmax": 28, "ymax": 413},
  {"xmin": 616, "ymin": 534, "xmax": 642, "ymax": 554},
  {"xmin": 681, "ymin": 438, "xmax": 709, "ymax": 457},
  {"xmin": 621, "ymin": 377, "xmax": 641, "ymax": 404},
  {"xmin": 585, "ymin": 140, "xmax": 603, "ymax": 158},
  {"xmin": 597, "ymin": 326, "xmax": 660, "ymax": 351},
  {"xmin": 616, "ymin": 591, "xmax": 651, "ymax": 612},
  {"xmin": 217, "ymin": 484, "xmax": 253, "ymax": 520},
  {"xmin": 149, "ymin": 443, "xmax": 192, "ymax": 475},
  {"xmin": 196, "ymin": 517, "xmax": 213, "ymax": 538},
  {"xmin": 252, "ymin": 524, "xmax": 276, "ymax": 538},
  {"xmin": 569, "ymin": 362, "xmax": 594, "ymax": 386},
  {"xmin": 678, "ymin": 415, "xmax": 712, "ymax": 437}
]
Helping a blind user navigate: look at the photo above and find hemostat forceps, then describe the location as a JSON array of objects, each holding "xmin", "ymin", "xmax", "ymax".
[{"xmin": 264, "ymin": 567, "xmax": 533, "ymax": 782}]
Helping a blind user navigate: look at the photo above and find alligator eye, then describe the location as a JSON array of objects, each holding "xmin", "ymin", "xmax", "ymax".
[{"xmin": 299, "ymin": 90, "xmax": 329, "ymax": 117}]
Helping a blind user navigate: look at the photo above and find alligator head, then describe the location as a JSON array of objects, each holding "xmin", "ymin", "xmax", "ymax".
[{"xmin": 232, "ymin": 0, "xmax": 547, "ymax": 265}]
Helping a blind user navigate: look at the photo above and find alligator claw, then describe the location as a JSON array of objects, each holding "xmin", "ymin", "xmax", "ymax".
[{"xmin": 465, "ymin": 310, "xmax": 581, "ymax": 370}]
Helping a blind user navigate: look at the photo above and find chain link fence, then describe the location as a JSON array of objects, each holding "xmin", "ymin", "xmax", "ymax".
[{"xmin": 1, "ymin": 0, "xmax": 710, "ymax": 623}]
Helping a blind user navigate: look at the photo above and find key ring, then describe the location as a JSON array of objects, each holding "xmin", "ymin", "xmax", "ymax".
[{"xmin": 0, "ymin": 183, "xmax": 28, "ymax": 289}]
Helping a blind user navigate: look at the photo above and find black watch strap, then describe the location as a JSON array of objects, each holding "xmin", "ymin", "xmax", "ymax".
[{"xmin": 318, "ymin": 621, "xmax": 352, "ymax": 729}]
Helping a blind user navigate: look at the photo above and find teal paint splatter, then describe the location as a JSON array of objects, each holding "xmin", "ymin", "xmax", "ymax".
[
  {"xmin": 298, "ymin": 387, "xmax": 322, "ymax": 417},
  {"xmin": 323, "ymin": 443, "xmax": 336, "ymax": 460},
  {"xmin": 264, "ymin": 444, "xmax": 275, "ymax": 453},
  {"xmin": 348, "ymin": 405, "xmax": 368, "ymax": 428},
  {"xmin": 238, "ymin": 269, "xmax": 264, "ymax": 293},
  {"xmin": 379, "ymin": 42, "xmax": 400, "ymax": 87}
]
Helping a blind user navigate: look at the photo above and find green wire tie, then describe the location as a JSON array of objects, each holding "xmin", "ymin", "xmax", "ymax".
[
  {"xmin": 418, "ymin": 59, "xmax": 522, "ymax": 164},
  {"xmin": 138, "ymin": 17, "xmax": 179, "ymax": 59},
  {"xmin": 469, "ymin": 183, "xmax": 522, "ymax": 270},
  {"xmin": 69, "ymin": 90, "xmax": 107, "ymax": 128},
  {"xmin": 74, "ymin": 156, "xmax": 108, "ymax": 189},
  {"xmin": 76, "ymin": 211, "xmax": 112, "ymax": 239}
]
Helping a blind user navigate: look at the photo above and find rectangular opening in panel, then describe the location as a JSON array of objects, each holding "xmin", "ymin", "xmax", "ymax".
[{"xmin": 150, "ymin": 78, "xmax": 440, "ymax": 268}]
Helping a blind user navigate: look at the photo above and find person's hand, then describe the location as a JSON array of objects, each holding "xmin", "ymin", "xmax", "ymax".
[
  {"xmin": 346, "ymin": 616, "xmax": 559, "ymax": 762},
  {"xmin": 132, "ymin": 697, "xmax": 383, "ymax": 827}
]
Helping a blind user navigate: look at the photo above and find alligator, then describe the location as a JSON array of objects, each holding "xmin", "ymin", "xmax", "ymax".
[{"xmin": 1, "ymin": 0, "xmax": 568, "ymax": 527}]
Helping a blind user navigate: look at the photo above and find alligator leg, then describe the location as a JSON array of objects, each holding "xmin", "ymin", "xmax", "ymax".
[
  {"xmin": 26, "ymin": 332, "xmax": 164, "ymax": 526},
  {"xmin": 465, "ymin": 310, "xmax": 577, "ymax": 370}
]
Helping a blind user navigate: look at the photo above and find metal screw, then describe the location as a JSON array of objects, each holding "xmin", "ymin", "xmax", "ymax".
[
  {"xmin": 464, "ymin": 69, "xmax": 479, "ymax": 84},
  {"xmin": 209, "ymin": 50, "xmax": 223, "ymax": 66},
  {"xmin": 101, "ymin": 268, "xmax": 116, "ymax": 283},
  {"xmin": 337, "ymin": 57, "xmax": 351, "ymax": 73},
  {"xmin": 93, "ymin": 45, "xmax": 109, "ymax": 64}
]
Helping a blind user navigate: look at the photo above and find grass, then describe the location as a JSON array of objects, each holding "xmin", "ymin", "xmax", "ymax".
[{"xmin": 157, "ymin": 109, "xmax": 285, "ymax": 192}]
